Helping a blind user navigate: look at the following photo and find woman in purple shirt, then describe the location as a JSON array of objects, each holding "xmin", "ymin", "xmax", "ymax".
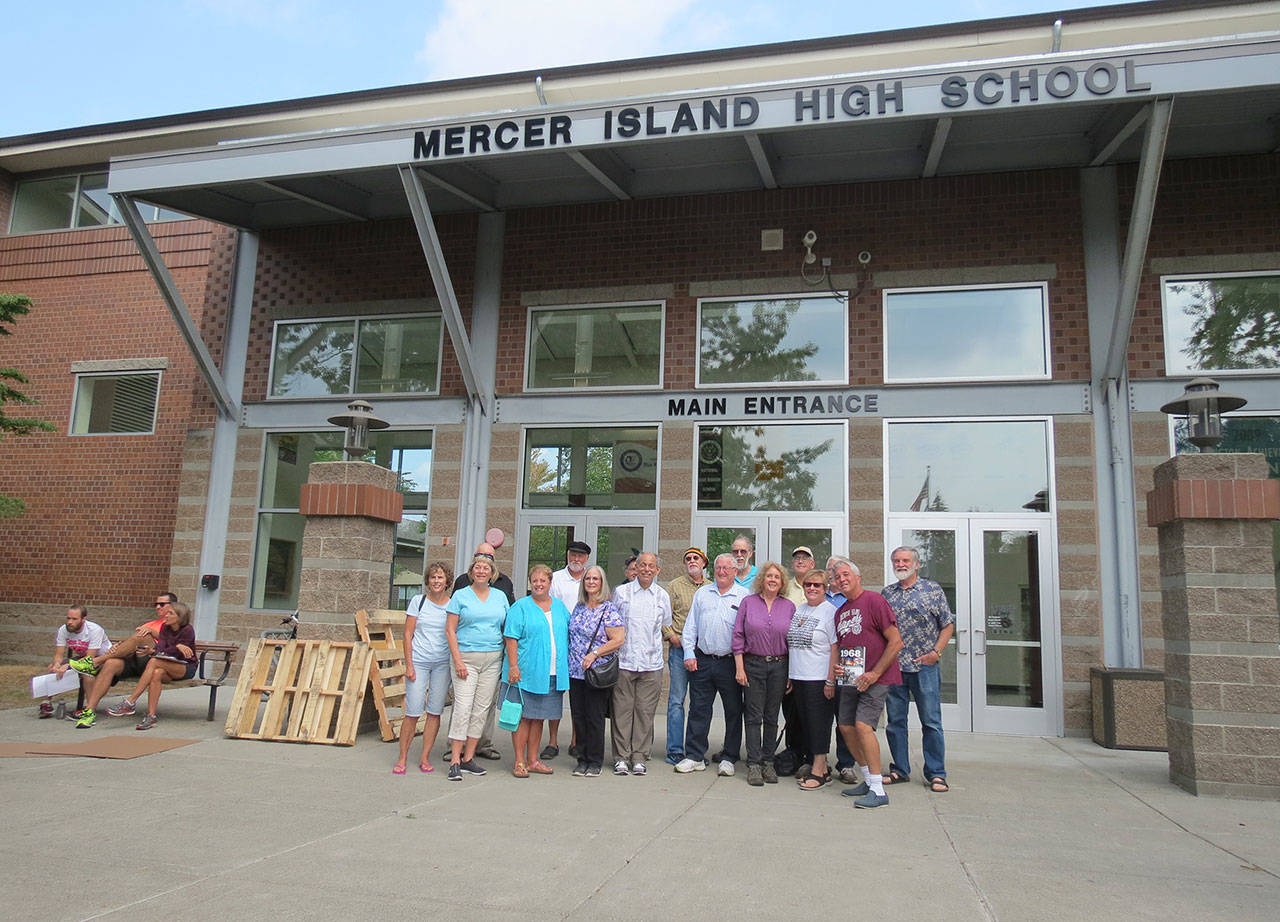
[
  {"xmin": 129, "ymin": 601, "xmax": 197, "ymax": 731},
  {"xmin": 733, "ymin": 562, "xmax": 795, "ymax": 787}
]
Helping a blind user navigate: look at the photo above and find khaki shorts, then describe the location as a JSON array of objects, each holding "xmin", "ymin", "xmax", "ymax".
[{"xmin": 836, "ymin": 682, "xmax": 890, "ymax": 727}]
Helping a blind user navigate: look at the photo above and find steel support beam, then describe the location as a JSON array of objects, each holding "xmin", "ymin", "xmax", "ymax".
[
  {"xmin": 412, "ymin": 167, "xmax": 496, "ymax": 212},
  {"xmin": 922, "ymin": 117, "xmax": 952, "ymax": 178},
  {"xmin": 568, "ymin": 150, "xmax": 631, "ymax": 200},
  {"xmin": 193, "ymin": 230, "xmax": 258, "ymax": 639},
  {"xmin": 1101, "ymin": 97, "xmax": 1173, "ymax": 384},
  {"xmin": 111, "ymin": 193, "xmax": 238, "ymax": 420},
  {"xmin": 398, "ymin": 165, "xmax": 487, "ymax": 406},
  {"xmin": 258, "ymin": 180, "xmax": 368, "ymax": 221},
  {"xmin": 1088, "ymin": 105, "xmax": 1149, "ymax": 167},
  {"xmin": 743, "ymin": 134, "xmax": 778, "ymax": 189}
]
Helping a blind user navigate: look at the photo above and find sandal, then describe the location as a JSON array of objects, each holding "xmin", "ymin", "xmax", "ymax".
[
  {"xmin": 797, "ymin": 772, "xmax": 830, "ymax": 791},
  {"xmin": 512, "ymin": 762, "xmax": 530, "ymax": 778},
  {"xmin": 392, "ymin": 765, "xmax": 407, "ymax": 775},
  {"xmin": 529, "ymin": 761, "xmax": 554, "ymax": 775},
  {"xmin": 929, "ymin": 776, "xmax": 949, "ymax": 792},
  {"xmin": 419, "ymin": 761, "xmax": 434, "ymax": 773},
  {"xmin": 883, "ymin": 770, "xmax": 910, "ymax": 785}
]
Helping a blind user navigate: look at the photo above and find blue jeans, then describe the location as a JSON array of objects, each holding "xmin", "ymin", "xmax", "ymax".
[
  {"xmin": 885, "ymin": 663, "xmax": 946, "ymax": 780},
  {"xmin": 684, "ymin": 653, "xmax": 742, "ymax": 764},
  {"xmin": 666, "ymin": 644, "xmax": 689, "ymax": 761}
]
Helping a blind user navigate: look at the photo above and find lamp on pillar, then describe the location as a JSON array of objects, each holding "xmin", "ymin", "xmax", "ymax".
[
  {"xmin": 1159, "ymin": 377, "xmax": 1246, "ymax": 452},
  {"xmin": 326, "ymin": 399, "xmax": 390, "ymax": 458}
]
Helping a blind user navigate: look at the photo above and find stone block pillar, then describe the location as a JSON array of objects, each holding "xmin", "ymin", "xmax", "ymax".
[
  {"xmin": 296, "ymin": 461, "xmax": 403, "ymax": 641},
  {"xmin": 1147, "ymin": 453, "xmax": 1280, "ymax": 798}
]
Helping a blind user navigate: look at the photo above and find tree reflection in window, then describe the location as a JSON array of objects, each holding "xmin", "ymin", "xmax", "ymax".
[
  {"xmin": 1165, "ymin": 276, "xmax": 1280, "ymax": 375},
  {"xmin": 698, "ymin": 424, "xmax": 841, "ymax": 512},
  {"xmin": 699, "ymin": 296, "xmax": 845, "ymax": 385},
  {"xmin": 270, "ymin": 321, "xmax": 355, "ymax": 397}
]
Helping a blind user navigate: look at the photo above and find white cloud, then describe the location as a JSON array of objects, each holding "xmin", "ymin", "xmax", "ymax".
[{"xmin": 418, "ymin": 0, "xmax": 723, "ymax": 80}]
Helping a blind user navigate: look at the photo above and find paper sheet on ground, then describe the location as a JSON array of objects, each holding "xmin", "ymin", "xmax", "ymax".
[{"xmin": 31, "ymin": 670, "xmax": 79, "ymax": 698}]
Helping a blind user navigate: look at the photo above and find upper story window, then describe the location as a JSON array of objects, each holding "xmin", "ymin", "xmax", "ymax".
[
  {"xmin": 525, "ymin": 301, "xmax": 664, "ymax": 391},
  {"xmin": 884, "ymin": 284, "xmax": 1051, "ymax": 383},
  {"xmin": 70, "ymin": 372, "xmax": 161, "ymax": 435},
  {"xmin": 8, "ymin": 172, "xmax": 188, "ymax": 234},
  {"xmin": 1161, "ymin": 272, "xmax": 1280, "ymax": 377},
  {"xmin": 523, "ymin": 426, "xmax": 658, "ymax": 510},
  {"xmin": 697, "ymin": 293, "xmax": 847, "ymax": 388},
  {"xmin": 268, "ymin": 314, "xmax": 443, "ymax": 398}
]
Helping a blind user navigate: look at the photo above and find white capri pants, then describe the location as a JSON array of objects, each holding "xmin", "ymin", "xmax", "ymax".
[{"xmin": 448, "ymin": 649, "xmax": 503, "ymax": 742}]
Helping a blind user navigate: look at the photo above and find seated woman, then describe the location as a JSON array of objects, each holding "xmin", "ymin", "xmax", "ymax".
[
  {"xmin": 567, "ymin": 565, "xmax": 625, "ymax": 777},
  {"xmin": 393, "ymin": 562, "xmax": 454, "ymax": 775},
  {"xmin": 445, "ymin": 555, "xmax": 510, "ymax": 781},
  {"xmin": 121, "ymin": 601, "xmax": 197, "ymax": 730},
  {"xmin": 500, "ymin": 564, "xmax": 571, "ymax": 777}
]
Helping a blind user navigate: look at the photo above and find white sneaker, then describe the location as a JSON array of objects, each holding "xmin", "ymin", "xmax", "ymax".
[
  {"xmin": 632, "ymin": 762, "xmax": 646, "ymax": 775},
  {"xmin": 674, "ymin": 758, "xmax": 706, "ymax": 773},
  {"xmin": 613, "ymin": 760, "xmax": 630, "ymax": 776},
  {"xmin": 718, "ymin": 759, "xmax": 735, "ymax": 777}
]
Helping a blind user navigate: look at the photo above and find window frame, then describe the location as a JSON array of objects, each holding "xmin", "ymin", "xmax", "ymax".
[
  {"xmin": 520, "ymin": 423, "xmax": 662, "ymax": 512},
  {"xmin": 882, "ymin": 281, "xmax": 1053, "ymax": 385},
  {"xmin": 265, "ymin": 311, "xmax": 445, "ymax": 400},
  {"xmin": 523, "ymin": 299, "xmax": 667, "ymax": 393},
  {"xmin": 1159, "ymin": 270, "xmax": 1280, "ymax": 378},
  {"xmin": 694, "ymin": 291, "xmax": 850, "ymax": 390},
  {"xmin": 7, "ymin": 172, "xmax": 188, "ymax": 235},
  {"xmin": 67, "ymin": 370, "xmax": 162, "ymax": 437}
]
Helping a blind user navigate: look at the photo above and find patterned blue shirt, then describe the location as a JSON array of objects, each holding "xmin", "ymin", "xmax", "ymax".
[{"xmin": 881, "ymin": 577, "xmax": 955, "ymax": 673}]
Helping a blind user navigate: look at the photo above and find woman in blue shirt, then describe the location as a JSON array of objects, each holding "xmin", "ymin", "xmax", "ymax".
[
  {"xmin": 393, "ymin": 562, "xmax": 453, "ymax": 775},
  {"xmin": 445, "ymin": 555, "xmax": 510, "ymax": 781},
  {"xmin": 500, "ymin": 563, "xmax": 570, "ymax": 777}
]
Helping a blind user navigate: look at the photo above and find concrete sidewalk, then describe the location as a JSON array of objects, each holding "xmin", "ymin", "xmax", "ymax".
[{"xmin": 2, "ymin": 685, "xmax": 1277, "ymax": 921}]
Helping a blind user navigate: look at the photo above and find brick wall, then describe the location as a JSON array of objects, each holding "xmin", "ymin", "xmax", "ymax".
[{"xmin": 0, "ymin": 221, "xmax": 228, "ymax": 610}]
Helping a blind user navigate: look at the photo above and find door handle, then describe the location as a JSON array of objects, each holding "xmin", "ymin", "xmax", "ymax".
[
  {"xmin": 974, "ymin": 629, "xmax": 987, "ymax": 656},
  {"xmin": 956, "ymin": 627, "xmax": 968, "ymax": 655}
]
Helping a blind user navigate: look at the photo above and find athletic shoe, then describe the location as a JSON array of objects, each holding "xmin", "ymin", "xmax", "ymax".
[
  {"xmin": 447, "ymin": 763, "xmax": 462, "ymax": 782},
  {"xmin": 584, "ymin": 765, "xmax": 601, "ymax": 777},
  {"xmin": 75, "ymin": 708, "xmax": 96, "ymax": 729},
  {"xmin": 38, "ymin": 700, "xmax": 54, "ymax": 719},
  {"xmin": 762, "ymin": 763, "xmax": 779, "ymax": 784},
  {"xmin": 674, "ymin": 758, "xmax": 705, "ymax": 773},
  {"xmin": 631, "ymin": 762, "xmax": 647, "ymax": 776},
  {"xmin": 718, "ymin": 759, "xmax": 735, "ymax": 777},
  {"xmin": 107, "ymin": 698, "xmax": 137, "ymax": 717},
  {"xmin": 572, "ymin": 761, "xmax": 588, "ymax": 777},
  {"xmin": 613, "ymin": 760, "xmax": 630, "ymax": 776},
  {"xmin": 853, "ymin": 792, "xmax": 889, "ymax": 809},
  {"xmin": 458, "ymin": 759, "xmax": 487, "ymax": 776},
  {"xmin": 136, "ymin": 714, "xmax": 158, "ymax": 731},
  {"xmin": 69, "ymin": 709, "xmax": 86, "ymax": 721},
  {"xmin": 840, "ymin": 782, "xmax": 871, "ymax": 797},
  {"xmin": 69, "ymin": 657, "xmax": 98, "ymax": 676}
]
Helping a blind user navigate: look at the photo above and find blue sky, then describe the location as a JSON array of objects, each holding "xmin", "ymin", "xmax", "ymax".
[{"xmin": 5, "ymin": 0, "xmax": 1103, "ymax": 138}]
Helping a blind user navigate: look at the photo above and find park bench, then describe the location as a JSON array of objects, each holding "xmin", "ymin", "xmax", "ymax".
[{"xmin": 73, "ymin": 639, "xmax": 240, "ymax": 721}]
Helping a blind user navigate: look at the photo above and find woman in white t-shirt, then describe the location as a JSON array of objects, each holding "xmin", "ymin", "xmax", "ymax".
[
  {"xmin": 393, "ymin": 562, "xmax": 454, "ymax": 775},
  {"xmin": 786, "ymin": 570, "xmax": 839, "ymax": 790}
]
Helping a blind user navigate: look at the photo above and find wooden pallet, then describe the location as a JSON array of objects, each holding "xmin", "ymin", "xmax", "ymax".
[
  {"xmin": 224, "ymin": 639, "xmax": 372, "ymax": 745},
  {"xmin": 355, "ymin": 609, "xmax": 410, "ymax": 742}
]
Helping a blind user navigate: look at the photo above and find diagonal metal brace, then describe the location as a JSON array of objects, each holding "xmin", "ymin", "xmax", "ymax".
[{"xmin": 111, "ymin": 193, "xmax": 238, "ymax": 420}]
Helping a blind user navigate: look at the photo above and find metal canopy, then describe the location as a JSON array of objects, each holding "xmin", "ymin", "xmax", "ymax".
[{"xmin": 107, "ymin": 35, "xmax": 1280, "ymax": 230}]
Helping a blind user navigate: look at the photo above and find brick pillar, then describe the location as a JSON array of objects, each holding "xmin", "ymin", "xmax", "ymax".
[
  {"xmin": 1147, "ymin": 452, "xmax": 1280, "ymax": 798},
  {"xmin": 296, "ymin": 461, "xmax": 403, "ymax": 641}
]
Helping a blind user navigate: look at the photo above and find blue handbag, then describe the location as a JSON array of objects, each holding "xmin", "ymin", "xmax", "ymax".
[{"xmin": 497, "ymin": 683, "xmax": 524, "ymax": 731}]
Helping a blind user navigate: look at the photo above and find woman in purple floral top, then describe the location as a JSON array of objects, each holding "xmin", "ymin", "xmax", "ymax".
[{"xmin": 567, "ymin": 565, "xmax": 625, "ymax": 777}]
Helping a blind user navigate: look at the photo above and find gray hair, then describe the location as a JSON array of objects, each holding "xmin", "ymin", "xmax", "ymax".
[
  {"xmin": 713, "ymin": 552, "xmax": 736, "ymax": 570},
  {"xmin": 731, "ymin": 534, "xmax": 754, "ymax": 550},
  {"xmin": 638, "ymin": 551, "xmax": 661, "ymax": 567},
  {"xmin": 827, "ymin": 555, "xmax": 860, "ymax": 577},
  {"xmin": 579, "ymin": 565, "xmax": 612, "ymax": 606},
  {"xmin": 890, "ymin": 546, "xmax": 921, "ymax": 566}
]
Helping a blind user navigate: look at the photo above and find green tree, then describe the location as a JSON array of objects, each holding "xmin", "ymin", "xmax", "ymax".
[
  {"xmin": 699, "ymin": 299, "xmax": 819, "ymax": 384},
  {"xmin": 0, "ymin": 293, "xmax": 56, "ymax": 517},
  {"xmin": 1174, "ymin": 277, "xmax": 1280, "ymax": 371}
]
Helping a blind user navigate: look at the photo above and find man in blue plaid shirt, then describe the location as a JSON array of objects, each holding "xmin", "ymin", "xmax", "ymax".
[{"xmin": 881, "ymin": 546, "xmax": 955, "ymax": 792}]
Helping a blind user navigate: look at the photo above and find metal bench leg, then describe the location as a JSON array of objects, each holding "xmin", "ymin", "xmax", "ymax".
[{"xmin": 207, "ymin": 685, "xmax": 218, "ymax": 721}]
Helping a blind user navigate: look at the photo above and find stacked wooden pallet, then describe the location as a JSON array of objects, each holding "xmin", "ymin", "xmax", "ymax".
[{"xmin": 355, "ymin": 609, "xmax": 412, "ymax": 742}]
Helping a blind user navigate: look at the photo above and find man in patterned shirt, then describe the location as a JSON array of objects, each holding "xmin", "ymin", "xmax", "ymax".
[{"xmin": 881, "ymin": 546, "xmax": 956, "ymax": 792}]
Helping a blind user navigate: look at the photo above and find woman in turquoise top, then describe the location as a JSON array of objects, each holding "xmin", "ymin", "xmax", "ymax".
[
  {"xmin": 501, "ymin": 563, "xmax": 571, "ymax": 777},
  {"xmin": 444, "ymin": 555, "xmax": 510, "ymax": 781}
]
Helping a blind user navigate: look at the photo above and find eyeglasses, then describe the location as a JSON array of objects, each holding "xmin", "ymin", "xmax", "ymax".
[
  {"xmin": 802, "ymin": 582, "xmax": 825, "ymax": 589},
  {"xmin": 154, "ymin": 602, "xmax": 168, "ymax": 607},
  {"xmin": 684, "ymin": 555, "xmax": 703, "ymax": 563}
]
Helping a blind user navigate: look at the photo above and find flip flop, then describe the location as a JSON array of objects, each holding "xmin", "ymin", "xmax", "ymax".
[
  {"xmin": 929, "ymin": 777, "xmax": 949, "ymax": 792},
  {"xmin": 419, "ymin": 762, "xmax": 434, "ymax": 773},
  {"xmin": 797, "ymin": 772, "xmax": 830, "ymax": 791},
  {"xmin": 392, "ymin": 765, "xmax": 407, "ymax": 775},
  {"xmin": 883, "ymin": 770, "xmax": 910, "ymax": 785},
  {"xmin": 529, "ymin": 761, "xmax": 554, "ymax": 774}
]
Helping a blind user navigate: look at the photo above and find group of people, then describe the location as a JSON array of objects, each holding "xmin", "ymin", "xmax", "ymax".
[
  {"xmin": 398, "ymin": 532, "xmax": 956, "ymax": 807},
  {"xmin": 41, "ymin": 592, "xmax": 198, "ymax": 730}
]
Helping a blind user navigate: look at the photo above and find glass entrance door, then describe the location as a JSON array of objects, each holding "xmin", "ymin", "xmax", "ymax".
[
  {"xmin": 888, "ymin": 517, "xmax": 1059, "ymax": 736},
  {"xmin": 517, "ymin": 515, "xmax": 654, "ymax": 593},
  {"xmin": 694, "ymin": 515, "xmax": 844, "ymax": 578}
]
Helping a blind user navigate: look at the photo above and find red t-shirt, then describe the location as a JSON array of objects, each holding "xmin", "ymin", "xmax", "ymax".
[{"xmin": 835, "ymin": 590, "xmax": 901, "ymax": 686}]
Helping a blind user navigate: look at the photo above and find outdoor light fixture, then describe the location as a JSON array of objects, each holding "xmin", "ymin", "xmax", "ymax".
[
  {"xmin": 326, "ymin": 399, "xmax": 390, "ymax": 458},
  {"xmin": 1159, "ymin": 377, "xmax": 1247, "ymax": 452}
]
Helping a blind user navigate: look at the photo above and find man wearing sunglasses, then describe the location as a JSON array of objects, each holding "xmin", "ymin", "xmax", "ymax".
[{"xmin": 662, "ymin": 546, "xmax": 708, "ymax": 765}]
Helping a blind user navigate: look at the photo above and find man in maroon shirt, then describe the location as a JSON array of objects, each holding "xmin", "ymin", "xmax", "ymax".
[{"xmin": 830, "ymin": 557, "xmax": 902, "ymax": 808}]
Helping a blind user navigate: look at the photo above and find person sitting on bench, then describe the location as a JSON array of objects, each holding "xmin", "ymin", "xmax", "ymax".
[{"xmin": 73, "ymin": 592, "xmax": 177, "ymax": 727}]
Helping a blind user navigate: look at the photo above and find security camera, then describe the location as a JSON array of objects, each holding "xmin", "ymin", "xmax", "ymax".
[
  {"xmin": 857, "ymin": 250, "xmax": 872, "ymax": 265},
  {"xmin": 802, "ymin": 230, "xmax": 818, "ymax": 248}
]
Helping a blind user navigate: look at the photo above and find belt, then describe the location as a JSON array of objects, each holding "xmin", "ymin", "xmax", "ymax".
[
  {"xmin": 696, "ymin": 650, "xmax": 730, "ymax": 659},
  {"xmin": 745, "ymin": 653, "xmax": 786, "ymax": 662}
]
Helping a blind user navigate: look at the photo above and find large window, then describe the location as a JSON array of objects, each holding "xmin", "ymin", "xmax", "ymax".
[
  {"xmin": 523, "ymin": 426, "xmax": 658, "ymax": 510},
  {"xmin": 886, "ymin": 419, "xmax": 1052, "ymax": 513},
  {"xmin": 69, "ymin": 372, "xmax": 160, "ymax": 435},
  {"xmin": 884, "ymin": 284, "xmax": 1051, "ymax": 383},
  {"xmin": 697, "ymin": 294, "xmax": 847, "ymax": 387},
  {"xmin": 1162, "ymin": 273, "xmax": 1280, "ymax": 376},
  {"xmin": 1172, "ymin": 413, "xmax": 1280, "ymax": 614},
  {"xmin": 251, "ymin": 430, "xmax": 433, "ymax": 610},
  {"xmin": 8, "ymin": 172, "xmax": 187, "ymax": 234},
  {"xmin": 268, "ymin": 314, "xmax": 443, "ymax": 398},
  {"xmin": 526, "ymin": 302, "xmax": 663, "ymax": 390},
  {"xmin": 696, "ymin": 423, "xmax": 844, "ymax": 512}
]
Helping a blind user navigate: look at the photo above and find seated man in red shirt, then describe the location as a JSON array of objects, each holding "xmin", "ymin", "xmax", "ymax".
[{"xmin": 74, "ymin": 592, "xmax": 176, "ymax": 727}]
